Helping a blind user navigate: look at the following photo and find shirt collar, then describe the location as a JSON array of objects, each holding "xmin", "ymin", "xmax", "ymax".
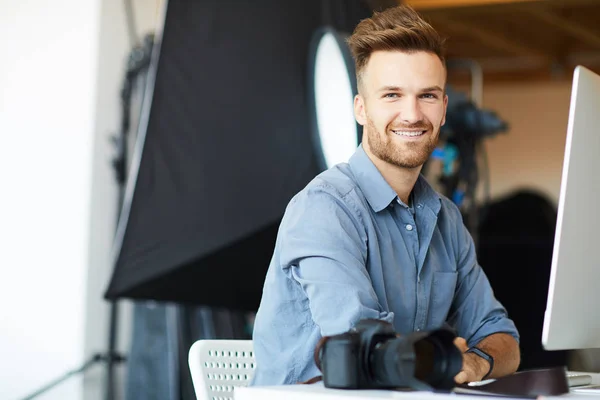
[
  {"xmin": 348, "ymin": 145, "xmax": 441, "ymax": 214},
  {"xmin": 413, "ymin": 172, "xmax": 442, "ymax": 216}
]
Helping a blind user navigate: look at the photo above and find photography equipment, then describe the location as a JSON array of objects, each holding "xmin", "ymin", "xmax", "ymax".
[
  {"xmin": 441, "ymin": 86, "xmax": 508, "ymax": 141},
  {"xmin": 308, "ymin": 27, "xmax": 361, "ymax": 171},
  {"xmin": 104, "ymin": 0, "xmax": 372, "ymax": 311},
  {"xmin": 428, "ymin": 82, "xmax": 509, "ymax": 239},
  {"xmin": 101, "ymin": 1, "xmax": 373, "ymax": 399},
  {"xmin": 437, "ymin": 84, "xmax": 508, "ymax": 207},
  {"xmin": 106, "ymin": 32, "xmax": 155, "ymax": 400},
  {"xmin": 317, "ymin": 319, "xmax": 462, "ymax": 391}
]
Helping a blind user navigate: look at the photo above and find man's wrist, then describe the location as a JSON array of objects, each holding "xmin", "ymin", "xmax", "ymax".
[
  {"xmin": 466, "ymin": 347, "xmax": 494, "ymax": 380},
  {"xmin": 463, "ymin": 352, "xmax": 487, "ymax": 380}
]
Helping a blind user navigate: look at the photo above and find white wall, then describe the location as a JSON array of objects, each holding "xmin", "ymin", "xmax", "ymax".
[
  {"xmin": 0, "ymin": 1, "xmax": 100, "ymax": 399},
  {"xmin": 0, "ymin": 1, "xmax": 162, "ymax": 399},
  {"xmin": 478, "ymin": 80, "xmax": 572, "ymax": 205}
]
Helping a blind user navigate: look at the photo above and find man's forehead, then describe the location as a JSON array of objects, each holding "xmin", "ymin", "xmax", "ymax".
[
  {"xmin": 366, "ymin": 49, "xmax": 444, "ymax": 66},
  {"xmin": 362, "ymin": 51, "xmax": 446, "ymax": 89}
]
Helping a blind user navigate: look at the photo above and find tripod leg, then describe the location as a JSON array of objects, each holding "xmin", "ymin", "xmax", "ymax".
[{"xmin": 106, "ymin": 300, "xmax": 119, "ymax": 400}]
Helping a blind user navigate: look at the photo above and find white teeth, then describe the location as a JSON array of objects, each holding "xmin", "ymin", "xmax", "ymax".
[{"xmin": 393, "ymin": 130, "xmax": 424, "ymax": 137}]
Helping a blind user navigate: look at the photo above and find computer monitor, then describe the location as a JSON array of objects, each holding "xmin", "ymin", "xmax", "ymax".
[{"xmin": 542, "ymin": 65, "xmax": 600, "ymax": 351}]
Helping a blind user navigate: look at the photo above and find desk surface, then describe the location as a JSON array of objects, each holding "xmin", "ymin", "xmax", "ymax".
[{"xmin": 235, "ymin": 373, "xmax": 600, "ymax": 400}]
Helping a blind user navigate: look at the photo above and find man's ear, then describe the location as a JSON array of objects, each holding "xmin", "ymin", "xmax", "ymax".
[
  {"xmin": 354, "ymin": 94, "xmax": 366, "ymax": 126},
  {"xmin": 441, "ymin": 94, "xmax": 448, "ymax": 126}
]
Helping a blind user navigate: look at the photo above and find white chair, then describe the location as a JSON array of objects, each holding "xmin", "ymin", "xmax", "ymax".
[{"xmin": 188, "ymin": 340, "xmax": 256, "ymax": 400}]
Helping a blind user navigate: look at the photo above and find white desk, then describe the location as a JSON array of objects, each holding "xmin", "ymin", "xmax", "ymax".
[{"xmin": 235, "ymin": 373, "xmax": 600, "ymax": 400}]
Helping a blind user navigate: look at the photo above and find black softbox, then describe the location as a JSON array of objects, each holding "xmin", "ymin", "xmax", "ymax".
[{"xmin": 104, "ymin": 0, "xmax": 373, "ymax": 311}]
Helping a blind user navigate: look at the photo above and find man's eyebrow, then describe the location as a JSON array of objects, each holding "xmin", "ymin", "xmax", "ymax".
[
  {"xmin": 378, "ymin": 85, "xmax": 402, "ymax": 92},
  {"xmin": 377, "ymin": 85, "xmax": 444, "ymax": 93},
  {"xmin": 420, "ymin": 86, "xmax": 444, "ymax": 93}
]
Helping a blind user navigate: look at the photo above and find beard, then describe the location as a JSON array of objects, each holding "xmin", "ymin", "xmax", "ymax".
[{"xmin": 366, "ymin": 115, "xmax": 440, "ymax": 169}]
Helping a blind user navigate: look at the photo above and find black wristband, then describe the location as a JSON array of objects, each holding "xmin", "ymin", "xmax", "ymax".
[{"xmin": 466, "ymin": 347, "xmax": 494, "ymax": 380}]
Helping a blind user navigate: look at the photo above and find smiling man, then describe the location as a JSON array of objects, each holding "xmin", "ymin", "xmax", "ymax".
[{"xmin": 251, "ymin": 5, "xmax": 520, "ymax": 386}]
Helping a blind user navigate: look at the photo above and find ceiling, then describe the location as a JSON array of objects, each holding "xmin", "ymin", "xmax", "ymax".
[{"xmin": 397, "ymin": 0, "xmax": 600, "ymax": 83}]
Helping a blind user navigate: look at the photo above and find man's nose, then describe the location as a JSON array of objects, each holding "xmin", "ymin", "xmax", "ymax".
[{"xmin": 399, "ymin": 97, "xmax": 423, "ymax": 124}]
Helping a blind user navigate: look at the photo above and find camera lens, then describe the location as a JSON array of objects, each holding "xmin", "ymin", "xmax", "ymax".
[
  {"xmin": 413, "ymin": 338, "xmax": 435, "ymax": 380},
  {"xmin": 370, "ymin": 329, "xmax": 462, "ymax": 390}
]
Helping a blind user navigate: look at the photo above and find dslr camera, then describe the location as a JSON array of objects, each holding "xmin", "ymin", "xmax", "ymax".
[{"xmin": 317, "ymin": 319, "xmax": 462, "ymax": 391}]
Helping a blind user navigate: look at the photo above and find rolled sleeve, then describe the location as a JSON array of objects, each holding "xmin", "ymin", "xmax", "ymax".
[
  {"xmin": 449, "ymin": 214, "xmax": 520, "ymax": 347},
  {"xmin": 279, "ymin": 185, "xmax": 394, "ymax": 336}
]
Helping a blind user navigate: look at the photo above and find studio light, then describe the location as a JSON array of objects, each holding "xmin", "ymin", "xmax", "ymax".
[{"xmin": 308, "ymin": 28, "xmax": 361, "ymax": 171}]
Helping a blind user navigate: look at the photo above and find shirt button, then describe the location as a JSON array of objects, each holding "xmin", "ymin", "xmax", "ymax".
[{"xmin": 405, "ymin": 224, "xmax": 413, "ymax": 231}]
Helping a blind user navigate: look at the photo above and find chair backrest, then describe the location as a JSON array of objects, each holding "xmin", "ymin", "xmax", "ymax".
[{"xmin": 188, "ymin": 339, "xmax": 256, "ymax": 400}]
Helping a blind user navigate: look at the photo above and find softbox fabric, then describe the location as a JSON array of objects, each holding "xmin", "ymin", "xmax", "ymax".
[{"xmin": 105, "ymin": 0, "xmax": 371, "ymax": 311}]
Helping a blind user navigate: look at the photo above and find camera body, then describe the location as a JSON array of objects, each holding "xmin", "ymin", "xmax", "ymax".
[{"xmin": 318, "ymin": 319, "xmax": 462, "ymax": 391}]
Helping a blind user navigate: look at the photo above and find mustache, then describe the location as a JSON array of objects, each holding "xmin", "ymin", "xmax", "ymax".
[{"xmin": 390, "ymin": 122, "xmax": 432, "ymax": 130}]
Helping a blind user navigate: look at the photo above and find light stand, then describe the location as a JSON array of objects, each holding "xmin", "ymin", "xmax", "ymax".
[{"xmin": 107, "ymin": 33, "xmax": 154, "ymax": 400}]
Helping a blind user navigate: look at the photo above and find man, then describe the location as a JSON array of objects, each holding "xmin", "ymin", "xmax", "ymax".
[{"xmin": 252, "ymin": 5, "xmax": 520, "ymax": 386}]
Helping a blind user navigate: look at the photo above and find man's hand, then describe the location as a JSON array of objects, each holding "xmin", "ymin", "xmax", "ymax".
[{"xmin": 453, "ymin": 337, "xmax": 489, "ymax": 384}]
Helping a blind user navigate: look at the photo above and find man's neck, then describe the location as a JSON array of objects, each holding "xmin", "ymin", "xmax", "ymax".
[{"xmin": 363, "ymin": 149, "xmax": 421, "ymax": 205}]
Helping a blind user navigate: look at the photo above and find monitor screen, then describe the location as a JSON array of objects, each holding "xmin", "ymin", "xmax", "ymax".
[{"xmin": 542, "ymin": 66, "xmax": 600, "ymax": 350}]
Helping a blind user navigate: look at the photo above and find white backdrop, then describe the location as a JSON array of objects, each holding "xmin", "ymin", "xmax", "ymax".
[
  {"xmin": 0, "ymin": 1, "xmax": 161, "ymax": 399},
  {"xmin": 0, "ymin": 1, "xmax": 99, "ymax": 399}
]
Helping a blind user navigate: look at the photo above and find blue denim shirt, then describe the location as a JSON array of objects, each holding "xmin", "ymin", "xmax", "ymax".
[{"xmin": 251, "ymin": 145, "xmax": 519, "ymax": 386}]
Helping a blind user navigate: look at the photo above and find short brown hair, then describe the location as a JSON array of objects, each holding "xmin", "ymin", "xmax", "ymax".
[{"xmin": 346, "ymin": 5, "xmax": 446, "ymax": 90}]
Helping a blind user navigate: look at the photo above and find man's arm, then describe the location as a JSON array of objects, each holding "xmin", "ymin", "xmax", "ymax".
[
  {"xmin": 252, "ymin": 185, "xmax": 394, "ymax": 385},
  {"xmin": 454, "ymin": 333, "xmax": 520, "ymax": 383},
  {"xmin": 280, "ymin": 185, "xmax": 393, "ymax": 336},
  {"xmin": 446, "ymin": 203, "xmax": 520, "ymax": 383}
]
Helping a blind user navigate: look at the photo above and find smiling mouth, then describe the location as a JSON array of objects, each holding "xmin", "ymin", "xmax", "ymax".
[{"xmin": 392, "ymin": 130, "xmax": 427, "ymax": 137}]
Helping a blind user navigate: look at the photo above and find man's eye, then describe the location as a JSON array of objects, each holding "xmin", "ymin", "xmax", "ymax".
[
  {"xmin": 420, "ymin": 93, "xmax": 438, "ymax": 99},
  {"xmin": 384, "ymin": 93, "xmax": 399, "ymax": 98}
]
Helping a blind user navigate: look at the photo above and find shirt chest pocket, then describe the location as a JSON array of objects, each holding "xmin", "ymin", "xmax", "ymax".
[{"xmin": 429, "ymin": 271, "xmax": 458, "ymax": 328}]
